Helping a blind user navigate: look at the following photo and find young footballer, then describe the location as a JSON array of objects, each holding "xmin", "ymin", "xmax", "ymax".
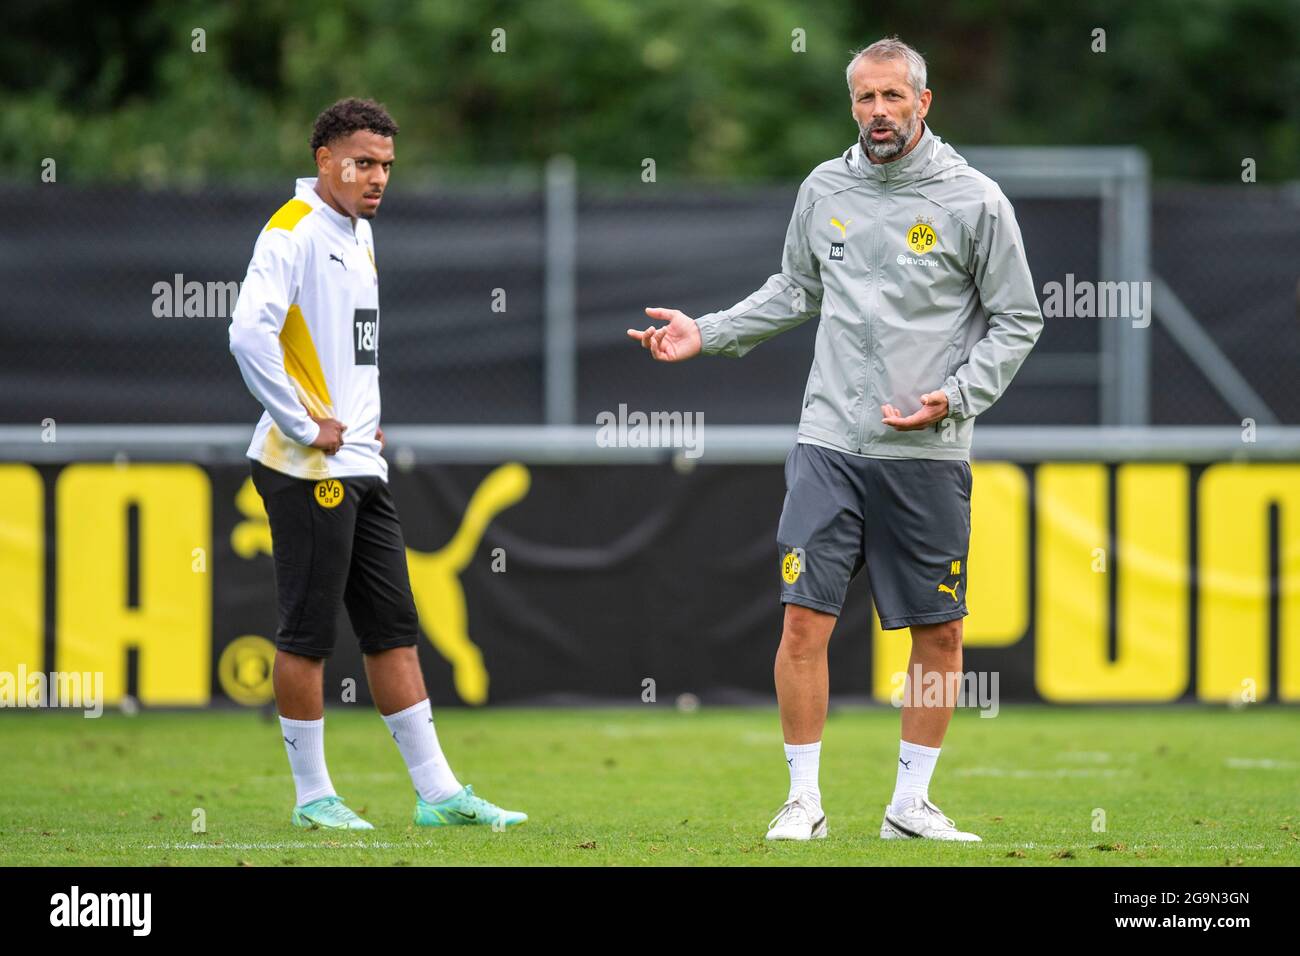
[{"xmin": 229, "ymin": 98, "xmax": 526, "ymax": 831}]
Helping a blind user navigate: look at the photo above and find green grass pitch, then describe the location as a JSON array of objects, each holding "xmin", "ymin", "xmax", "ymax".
[{"xmin": 2, "ymin": 705, "xmax": 1297, "ymax": 866}]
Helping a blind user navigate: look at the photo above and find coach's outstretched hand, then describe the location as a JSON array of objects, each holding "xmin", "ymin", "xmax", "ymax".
[{"xmin": 627, "ymin": 307, "xmax": 702, "ymax": 362}]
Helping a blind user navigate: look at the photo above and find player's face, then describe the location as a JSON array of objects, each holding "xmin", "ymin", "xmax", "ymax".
[
  {"xmin": 316, "ymin": 130, "xmax": 395, "ymax": 219},
  {"xmin": 849, "ymin": 57, "xmax": 931, "ymax": 162}
]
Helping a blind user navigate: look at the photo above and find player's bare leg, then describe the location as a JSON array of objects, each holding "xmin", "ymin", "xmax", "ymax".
[
  {"xmin": 274, "ymin": 649, "xmax": 325, "ymax": 720},
  {"xmin": 362, "ymin": 645, "xmax": 427, "ymax": 715},
  {"xmin": 273, "ymin": 649, "xmax": 372, "ymax": 828},
  {"xmin": 364, "ymin": 645, "xmax": 528, "ymax": 828},
  {"xmin": 881, "ymin": 617, "xmax": 980, "ymax": 840},
  {"xmin": 767, "ymin": 604, "xmax": 836, "ymax": 840}
]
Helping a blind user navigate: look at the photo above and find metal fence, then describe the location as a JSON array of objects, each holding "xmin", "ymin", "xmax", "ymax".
[{"xmin": 2, "ymin": 147, "xmax": 1296, "ymax": 433}]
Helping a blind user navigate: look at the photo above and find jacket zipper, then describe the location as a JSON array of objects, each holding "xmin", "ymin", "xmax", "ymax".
[{"xmin": 855, "ymin": 181, "xmax": 887, "ymax": 451}]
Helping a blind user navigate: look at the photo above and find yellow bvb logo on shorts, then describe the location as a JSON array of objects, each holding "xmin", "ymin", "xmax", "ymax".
[
  {"xmin": 313, "ymin": 479, "xmax": 345, "ymax": 509},
  {"xmin": 781, "ymin": 548, "xmax": 803, "ymax": 584},
  {"xmin": 906, "ymin": 221, "xmax": 937, "ymax": 254}
]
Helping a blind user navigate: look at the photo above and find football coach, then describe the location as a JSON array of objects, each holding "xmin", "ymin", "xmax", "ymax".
[{"xmin": 629, "ymin": 36, "xmax": 1044, "ymax": 843}]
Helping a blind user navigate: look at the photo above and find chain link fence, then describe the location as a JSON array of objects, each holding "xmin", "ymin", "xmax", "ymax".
[{"xmin": 2, "ymin": 161, "xmax": 1295, "ymax": 429}]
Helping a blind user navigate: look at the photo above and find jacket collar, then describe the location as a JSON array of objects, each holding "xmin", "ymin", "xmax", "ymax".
[
  {"xmin": 847, "ymin": 120, "xmax": 937, "ymax": 183},
  {"xmin": 295, "ymin": 177, "xmax": 356, "ymax": 235}
]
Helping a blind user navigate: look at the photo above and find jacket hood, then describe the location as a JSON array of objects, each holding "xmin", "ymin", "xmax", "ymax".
[{"xmin": 843, "ymin": 121, "xmax": 967, "ymax": 185}]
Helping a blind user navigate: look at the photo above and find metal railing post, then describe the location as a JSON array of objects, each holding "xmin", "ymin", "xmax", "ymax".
[{"xmin": 544, "ymin": 154, "xmax": 577, "ymax": 425}]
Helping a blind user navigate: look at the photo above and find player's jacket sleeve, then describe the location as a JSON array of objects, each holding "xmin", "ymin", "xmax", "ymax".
[
  {"xmin": 228, "ymin": 227, "xmax": 319, "ymax": 445},
  {"xmin": 693, "ymin": 180, "xmax": 823, "ymax": 357},
  {"xmin": 941, "ymin": 189, "xmax": 1044, "ymax": 420}
]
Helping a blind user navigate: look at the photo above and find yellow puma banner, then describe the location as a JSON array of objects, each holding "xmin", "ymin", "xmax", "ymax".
[
  {"xmin": 1, "ymin": 460, "xmax": 1296, "ymax": 706},
  {"xmin": 871, "ymin": 460, "xmax": 1296, "ymax": 704}
]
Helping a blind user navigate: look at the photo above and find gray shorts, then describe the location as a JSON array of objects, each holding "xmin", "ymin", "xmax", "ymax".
[{"xmin": 776, "ymin": 442, "xmax": 971, "ymax": 629}]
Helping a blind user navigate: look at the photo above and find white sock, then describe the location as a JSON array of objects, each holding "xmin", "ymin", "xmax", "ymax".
[
  {"xmin": 382, "ymin": 699, "xmax": 462, "ymax": 803},
  {"xmin": 891, "ymin": 739, "xmax": 942, "ymax": 811},
  {"xmin": 785, "ymin": 741, "xmax": 821, "ymax": 805},
  {"xmin": 280, "ymin": 716, "xmax": 336, "ymax": 807}
]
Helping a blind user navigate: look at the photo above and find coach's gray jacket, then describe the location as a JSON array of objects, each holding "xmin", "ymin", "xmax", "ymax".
[{"xmin": 694, "ymin": 122, "xmax": 1043, "ymax": 460}]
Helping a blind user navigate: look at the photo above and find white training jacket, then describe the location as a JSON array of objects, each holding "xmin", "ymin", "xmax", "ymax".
[{"xmin": 229, "ymin": 177, "xmax": 386, "ymax": 481}]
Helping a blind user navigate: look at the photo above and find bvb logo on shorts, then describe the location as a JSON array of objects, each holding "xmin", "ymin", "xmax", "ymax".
[
  {"xmin": 906, "ymin": 217, "xmax": 937, "ymax": 255},
  {"xmin": 781, "ymin": 547, "xmax": 805, "ymax": 584},
  {"xmin": 314, "ymin": 478, "xmax": 345, "ymax": 509}
]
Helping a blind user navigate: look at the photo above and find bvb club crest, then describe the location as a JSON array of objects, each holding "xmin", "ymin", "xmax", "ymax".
[
  {"xmin": 907, "ymin": 215, "xmax": 938, "ymax": 255},
  {"xmin": 781, "ymin": 547, "xmax": 804, "ymax": 584}
]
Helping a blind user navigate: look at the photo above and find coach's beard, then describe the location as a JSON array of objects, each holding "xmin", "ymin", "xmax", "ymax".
[{"xmin": 860, "ymin": 114, "xmax": 918, "ymax": 162}]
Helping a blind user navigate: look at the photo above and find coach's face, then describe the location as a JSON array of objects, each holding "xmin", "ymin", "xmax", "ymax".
[
  {"xmin": 850, "ymin": 57, "xmax": 931, "ymax": 162},
  {"xmin": 315, "ymin": 130, "xmax": 395, "ymax": 220}
]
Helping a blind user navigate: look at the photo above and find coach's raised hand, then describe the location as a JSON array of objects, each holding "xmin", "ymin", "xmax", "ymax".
[
  {"xmin": 627, "ymin": 307, "xmax": 702, "ymax": 362},
  {"xmin": 308, "ymin": 413, "xmax": 347, "ymax": 454}
]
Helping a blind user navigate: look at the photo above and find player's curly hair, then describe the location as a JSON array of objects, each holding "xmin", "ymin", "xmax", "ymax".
[{"xmin": 309, "ymin": 98, "xmax": 399, "ymax": 156}]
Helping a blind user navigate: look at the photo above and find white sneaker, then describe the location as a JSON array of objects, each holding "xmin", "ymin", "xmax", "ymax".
[
  {"xmin": 765, "ymin": 791, "xmax": 828, "ymax": 841},
  {"xmin": 880, "ymin": 795, "xmax": 981, "ymax": 841}
]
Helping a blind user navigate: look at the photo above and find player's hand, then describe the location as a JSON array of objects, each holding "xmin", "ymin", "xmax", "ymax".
[
  {"xmin": 627, "ymin": 307, "xmax": 702, "ymax": 362},
  {"xmin": 309, "ymin": 415, "xmax": 347, "ymax": 454},
  {"xmin": 882, "ymin": 391, "xmax": 949, "ymax": 431},
  {"xmin": 375, "ymin": 426, "xmax": 386, "ymax": 452}
]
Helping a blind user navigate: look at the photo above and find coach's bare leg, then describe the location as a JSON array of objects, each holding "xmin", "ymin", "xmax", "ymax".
[
  {"xmin": 274, "ymin": 649, "xmax": 325, "ymax": 720},
  {"xmin": 901, "ymin": 618, "xmax": 963, "ymax": 747},
  {"xmin": 775, "ymin": 604, "xmax": 838, "ymax": 743},
  {"xmin": 363, "ymin": 645, "xmax": 428, "ymax": 715}
]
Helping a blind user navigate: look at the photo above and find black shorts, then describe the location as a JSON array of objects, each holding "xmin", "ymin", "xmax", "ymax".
[
  {"xmin": 250, "ymin": 459, "xmax": 420, "ymax": 658},
  {"xmin": 776, "ymin": 442, "xmax": 971, "ymax": 629}
]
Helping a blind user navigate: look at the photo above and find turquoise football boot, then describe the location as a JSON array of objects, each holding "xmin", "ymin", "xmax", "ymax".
[
  {"xmin": 414, "ymin": 785, "xmax": 527, "ymax": 828},
  {"xmin": 291, "ymin": 795, "xmax": 374, "ymax": 830}
]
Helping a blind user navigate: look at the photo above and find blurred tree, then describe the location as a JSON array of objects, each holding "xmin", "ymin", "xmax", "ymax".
[{"xmin": 1, "ymin": 0, "xmax": 1296, "ymax": 183}]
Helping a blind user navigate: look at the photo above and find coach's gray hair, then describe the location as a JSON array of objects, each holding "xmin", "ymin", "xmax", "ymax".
[{"xmin": 845, "ymin": 37, "xmax": 927, "ymax": 99}]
